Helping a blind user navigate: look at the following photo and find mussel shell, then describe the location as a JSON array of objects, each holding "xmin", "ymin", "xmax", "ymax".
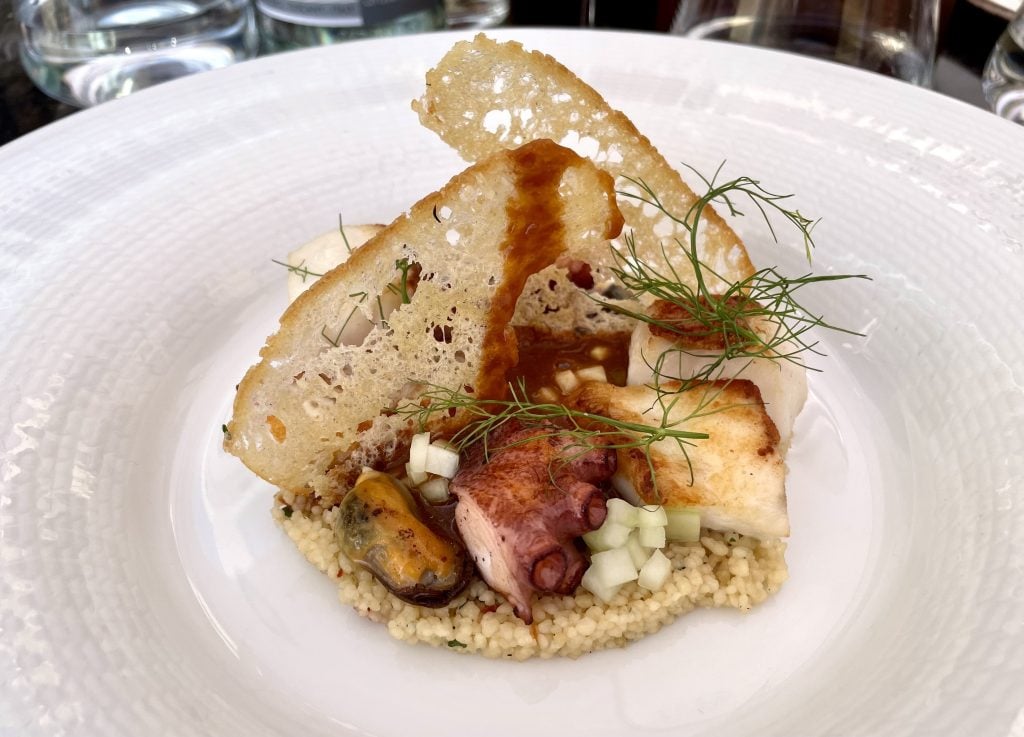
[{"xmin": 335, "ymin": 470, "xmax": 471, "ymax": 607}]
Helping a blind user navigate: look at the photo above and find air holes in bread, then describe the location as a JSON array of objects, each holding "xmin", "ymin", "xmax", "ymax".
[{"xmin": 322, "ymin": 261, "xmax": 422, "ymax": 349}]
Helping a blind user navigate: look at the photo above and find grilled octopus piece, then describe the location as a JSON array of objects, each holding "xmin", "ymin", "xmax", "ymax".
[{"xmin": 450, "ymin": 422, "xmax": 616, "ymax": 623}]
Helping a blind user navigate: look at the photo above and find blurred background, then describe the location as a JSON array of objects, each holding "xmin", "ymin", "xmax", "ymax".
[{"xmin": 1, "ymin": 0, "xmax": 1021, "ymax": 144}]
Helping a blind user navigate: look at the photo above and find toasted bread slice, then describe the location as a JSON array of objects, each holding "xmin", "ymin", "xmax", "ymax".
[
  {"xmin": 566, "ymin": 380, "xmax": 789, "ymax": 539},
  {"xmin": 287, "ymin": 223, "xmax": 639, "ymax": 337},
  {"xmin": 413, "ymin": 34, "xmax": 755, "ymax": 295},
  {"xmin": 225, "ymin": 140, "xmax": 623, "ymax": 504}
]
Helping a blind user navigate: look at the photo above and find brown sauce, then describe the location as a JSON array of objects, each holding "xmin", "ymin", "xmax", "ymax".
[
  {"xmin": 474, "ymin": 141, "xmax": 579, "ymax": 402},
  {"xmin": 475, "ymin": 140, "xmax": 623, "ymax": 404},
  {"xmin": 511, "ymin": 326, "xmax": 632, "ymax": 400}
]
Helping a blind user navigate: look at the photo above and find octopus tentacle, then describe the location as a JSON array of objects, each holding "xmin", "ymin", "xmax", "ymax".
[{"xmin": 450, "ymin": 422, "xmax": 617, "ymax": 623}]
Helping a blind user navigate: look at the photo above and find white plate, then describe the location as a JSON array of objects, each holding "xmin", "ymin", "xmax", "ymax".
[{"xmin": 2, "ymin": 29, "xmax": 1023, "ymax": 737}]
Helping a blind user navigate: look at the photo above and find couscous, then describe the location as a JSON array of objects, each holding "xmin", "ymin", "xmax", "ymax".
[{"xmin": 274, "ymin": 496, "xmax": 787, "ymax": 660}]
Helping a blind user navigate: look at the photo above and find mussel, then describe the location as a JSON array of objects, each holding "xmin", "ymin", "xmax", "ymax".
[{"xmin": 335, "ymin": 469, "xmax": 472, "ymax": 607}]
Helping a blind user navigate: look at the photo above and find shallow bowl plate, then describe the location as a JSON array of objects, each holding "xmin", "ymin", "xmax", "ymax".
[{"xmin": 2, "ymin": 29, "xmax": 1022, "ymax": 737}]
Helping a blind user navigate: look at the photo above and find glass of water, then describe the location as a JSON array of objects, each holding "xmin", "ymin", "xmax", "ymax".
[
  {"xmin": 18, "ymin": 0, "xmax": 257, "ymax": 107},
  {"xmin": 672, "ymin": 0, "xmax": 941, "ymax": 86},
  {"xmin": 255, "ymin": 0, "xmax": 444, "ymax": 52}
]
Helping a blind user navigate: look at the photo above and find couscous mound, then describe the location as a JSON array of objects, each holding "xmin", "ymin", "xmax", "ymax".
[{"xmin": 275, "ymin": 499, "xmax": 787, "ymax": 660}]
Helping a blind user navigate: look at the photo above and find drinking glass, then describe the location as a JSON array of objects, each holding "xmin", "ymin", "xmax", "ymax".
[
  {"xmin": 982, "ymin": 3, "xmax": 1024, "ymax": 124},
  {"xmin": 18, "ymin": 0, "xmax": 257, "ymax": 107},
  {"xmin": 672, "ymin": 0, "xmax": 941, "ymax": 86},
  {"xmin": 255, "ymin": 0, "xmax": 444, "ymax": 52},
  {"xmin": 444, "ymin": 0, "xmax": 508, "ymax": 29}
]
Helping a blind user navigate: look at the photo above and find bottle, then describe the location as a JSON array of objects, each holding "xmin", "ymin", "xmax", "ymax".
[
  {"xmin": 983, "ymin": 6, "xmax": 1024, "ymax": 125},
  {"xmin": 256, "ymin": 0, "xmax": 445, "ymax": 53}
]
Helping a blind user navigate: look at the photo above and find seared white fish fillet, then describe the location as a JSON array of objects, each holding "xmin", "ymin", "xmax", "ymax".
[
  {"xmin": 626, "ymin": 299, "xmax": 807, "ymax": 450},
  {"xmin": 567, "ymin": 380, "xmax": 789, "ymax": 539}
]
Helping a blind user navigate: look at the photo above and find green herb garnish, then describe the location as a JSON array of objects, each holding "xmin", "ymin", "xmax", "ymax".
[
  {"xmin": 392, "ymin": 165, "xmax": 867, "ymax": 492},
  {"xmin": 338, "ymin": 213, "xmax": 353, "ymax": 254},
  {"xmin": 394, "ymin": 379, "xmax": 741, "ymax": 492},
  {"xmin": 603, "ymin": 167, "xmax": 869, "ymax": 393},
  {"xmin": 447, "ymin": 639, "xmax": 467, "ymax": 648},
  {"xmin": 271, "ymin": 258, "xmax": 325, "ymax": 283},
  {"xmin": 389, "ymin": 257, "xmax": 414, "ymax": 305},
  {"xmin": 321, "ymin": 295, "xmax": 369, "ymax": 348}
]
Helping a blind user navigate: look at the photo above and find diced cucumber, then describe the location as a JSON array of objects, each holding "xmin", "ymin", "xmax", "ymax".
[
  {"xmin": 638, "ymin": 525, "xmax": 666, "ymax": 549},
  {"xmin": 535, "ymin": 387, "xmax": 559, "ymax": 403},
  {"xmin": 582, "ymin": 520, "xmax": 631, "ymax": 551},
  {"xmin": 605, "ymin": 497, "xmax": 639, "ymax": 528},
  {"xmin": 665, "ymin": 508, "xmax": 701, "ymax": 542},
  {"xmin": 637, "ymin": 549, "xmax": 672, "ymax": 591},
  {"xmin": 636, "ymin": 505, "xmax": 668, "ymax": 528},
  {"xmin": 424, "ymin": 443, "xmax": 460, "ymax": 478},
  {"xmin": 580, "ymin": 565, "xmax": 621, "ymax": 604},
  {"xmin": 554, "ymin": 370, "xmax": 580, "ymax": 394},
  {"xmin": 418, "ymin": 476, "xmax": 450, "ymax": 502},
  {"xmin": 408, "ymin": 432, "xmax": 430, "ymax": 475},
  {"xmin": 405, "ymin": 462, "xmax": 428, "ymax": 487},
  {"xmin": 589, "ymin": 547, "xmax": 638, "ymax": 587},
  {"xmin": 576, "ymin": 365, "xmax": 607, "ymax": 383},
  {"xmin": 624, "ymin": 530, "xmax": 651, "ymax": 569}
]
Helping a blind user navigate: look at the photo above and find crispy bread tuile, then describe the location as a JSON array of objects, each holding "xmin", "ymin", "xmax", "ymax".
[
  {"xmin": 413, "ymin": 34, "xmax": 755, "ymax": 298},
  {"xmin": 224, "ymin": 140, "xmax": 623, "ymax": 505}
]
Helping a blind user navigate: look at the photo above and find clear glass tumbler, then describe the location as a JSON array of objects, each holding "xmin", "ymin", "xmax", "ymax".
[
  {"xmin": 982, "ymin": 4, "xmax": 1024, "ymax": 124},
  {"xmin": 18, "ymin": 0, "xmax": 257, "ymax": 107},
  {"xmin": 444, "ymin": 0, "xmax": 508, "ymax": 29},
  {"xmin": 672, "ymin": 0, "xmax": 941, "ymax": 86},
  {"xmin": 255, "ymin": 0, "xmax": 444, "ymax": 53}
]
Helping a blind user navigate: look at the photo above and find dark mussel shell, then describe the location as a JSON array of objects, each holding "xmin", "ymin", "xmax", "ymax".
[{"xmin": 334, "ymin": 470, "xmax": 472, "ymax": 607}]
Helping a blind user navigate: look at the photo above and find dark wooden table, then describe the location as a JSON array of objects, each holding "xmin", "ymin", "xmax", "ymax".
[{"xmin": 0, "ymin": 0, "xmax": 1012, "ymax": 146}]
